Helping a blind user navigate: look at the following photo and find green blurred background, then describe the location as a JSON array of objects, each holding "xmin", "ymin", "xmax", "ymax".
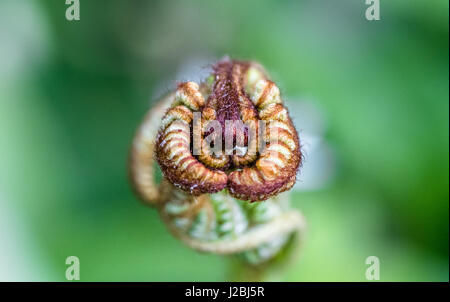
[{"xmin": 0, "ymin": 0, "xmax": 448, "ymax": 281}]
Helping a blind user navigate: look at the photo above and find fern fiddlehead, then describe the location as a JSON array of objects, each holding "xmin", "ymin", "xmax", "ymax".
[{"xmin": 129, "ymin": 59, "xmax": 306, "ymax": 268}]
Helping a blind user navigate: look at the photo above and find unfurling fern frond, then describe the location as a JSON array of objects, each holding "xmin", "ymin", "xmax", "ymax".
[{"xmin": 129, "ymin": 59, "xmax": 306, "ymax": 271}]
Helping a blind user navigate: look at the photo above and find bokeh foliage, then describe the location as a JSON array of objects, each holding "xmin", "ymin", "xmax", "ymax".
[{"xmin": 0, "ymin": 0, "xmax": 448, "ymax": 281}]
